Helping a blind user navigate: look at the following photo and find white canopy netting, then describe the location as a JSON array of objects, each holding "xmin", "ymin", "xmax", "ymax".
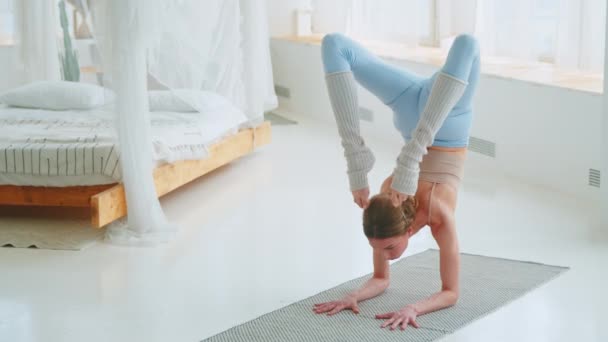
[{"xmin": 8, "ymin": 0, "xmax": 277, "ymax": 245}]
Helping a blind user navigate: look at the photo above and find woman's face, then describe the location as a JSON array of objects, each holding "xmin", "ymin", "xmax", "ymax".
[{"xmin": 368, "ymin": 231, "xmax": 411, "ymax": 260}]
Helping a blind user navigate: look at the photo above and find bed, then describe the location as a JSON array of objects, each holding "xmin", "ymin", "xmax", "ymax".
[{"xmin": 0, "ymin": 105, "xmax": 271, "ymax": 228}]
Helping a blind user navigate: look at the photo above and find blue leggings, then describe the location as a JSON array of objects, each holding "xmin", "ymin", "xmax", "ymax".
[{"xmin": 321, "ymin": 34, "xmax": 480, "ymax": 147}]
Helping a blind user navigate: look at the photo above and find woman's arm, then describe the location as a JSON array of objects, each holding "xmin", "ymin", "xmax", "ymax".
[
  {"xmin": 349, "ymin": 249, "xmax": 391, "ymax": 302},
  {"xmin": 391, "ymin": 73, "xmax": 467, "ymax": 199},
  {"xmin": 314, "ymin": 249, "xmax": 390, "ymax": 315},
  {"xmin": 376, "ymin": 214, "xmax": 459, "ymax": 330},
  {"xmin": 380, "ymin": 174, "xmax": 393, "ymax": 194},
  {"xmin": 325, "ymin": 72, "xmax": 376, "ymax": 193},
  {"xmin": 410, "ymin": 215, "xmax": 460, "ymax": 315}
]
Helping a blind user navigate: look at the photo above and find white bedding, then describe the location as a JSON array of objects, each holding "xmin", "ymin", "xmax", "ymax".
[{"xmin": 0, "ymin": 105, "xmax": 249, "ymax": 187}]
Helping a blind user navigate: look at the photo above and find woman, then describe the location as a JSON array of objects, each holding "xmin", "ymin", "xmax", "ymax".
[{"xmin": 313, "ymin": 33, "xmax": 480, "ymax": 331}]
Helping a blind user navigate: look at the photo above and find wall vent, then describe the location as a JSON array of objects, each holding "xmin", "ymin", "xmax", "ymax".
[
  {"xmin": 468, "ymin": 136, "xmax": 496, "ymax": 158},
  {"xmin": 589, "ymin": 168, "xmax": 601, "ymax": 188},
  {"xmin": 274, "ymin": 85, "xmax": 291, "ymax": 99}
]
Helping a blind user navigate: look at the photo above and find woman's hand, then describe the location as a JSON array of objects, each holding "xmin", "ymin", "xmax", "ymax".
[
  {"xmin": 382, "ymin": 174, "xmax": 411, "ymax": 207},
  {"xmin": 380, "ymin": 174, "xmax": 393, "ymax": 194},
  {"xmin": 352, "ymin": 188, "xmax": 370, "ymax": 209},
  {"xmin": 388, "ymin": 189, "xmax": 411, "ymax": 207},
  {"xmin": 376, "ymin": 306, "xmax": 420, "ymax": 330},
  {"xmin": 313, "ymin": 294, "xmax": 360, "ymax": 316}
]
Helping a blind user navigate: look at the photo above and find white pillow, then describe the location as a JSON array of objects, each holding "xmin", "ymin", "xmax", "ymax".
[
  {"xmin": 0, "ymin": 81, "xmax": 113, "ymax": 110},
  {"xmin": 148, "ymin": 89, "xmax": 238, "ymax": 113}
]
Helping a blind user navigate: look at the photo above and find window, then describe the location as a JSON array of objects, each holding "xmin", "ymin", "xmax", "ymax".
[
  {"xmin": 310, "ymin": 0, "xmax": 605, "ymax": 73},
  {"xmin": 312, "ymin": 0, "xmax": 436, "ymax": 47},
  {"xmin": 0, "ymin": 0, "xmax": 14, "ymax": 44},
  {"xmin": 418, "ymin": 0, "xmax": 435, "ymax": 46},
  {"xmin": 533, "ymin": 0, "xmax": 560, "ymax": 63},
  {"xmin": 475, "ymin": 0, "xmax": 605, "ymax": 73}
]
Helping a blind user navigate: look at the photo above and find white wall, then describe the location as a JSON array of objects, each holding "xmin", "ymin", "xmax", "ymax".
[
  {"xmin": 266, "ymin": 0, "xmax": 480, "ymax": 40},
  {"xmin": 0, "ymin": 46, "xmax": 21, "ymax": 92},
  {"xmin": 266, "ymin": 0, "xmax": 301, "ymax": 37},
  {"xmin": 269, "ymin": 38, "xmax": 603, "ymax": 202},
  {"xmin": 0, "ymin": 40, "xmax": 96, "ymax": 92},
  {"xmin": 266, "ymin": 0, "xmax": 350, "ymax": 37},
  {"xmin": 310, "ymin": 0, "xmax": 350, "ymax": 35},
  {"xmin": 449, "ymin": 0, "xmax": 477, "ymax": 35}
]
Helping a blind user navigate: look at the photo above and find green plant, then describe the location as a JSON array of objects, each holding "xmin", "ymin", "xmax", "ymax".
[{"xmin": 58, "ymin": 0, "xmax": 80, "ymax": 82}]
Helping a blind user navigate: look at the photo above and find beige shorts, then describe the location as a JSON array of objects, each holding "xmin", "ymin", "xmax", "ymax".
[{"xmin": 418, "ymin": 149, "xmax": 466, "ymax": 190}]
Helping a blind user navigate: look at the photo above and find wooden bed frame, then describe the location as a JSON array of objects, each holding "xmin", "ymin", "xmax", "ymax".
[{"xmin": 0, "ymin": 122, "xmax": 271, "ymax": 228}]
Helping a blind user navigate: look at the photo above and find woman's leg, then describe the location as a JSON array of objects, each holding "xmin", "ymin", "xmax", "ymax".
[
  {"xmin": 441, "ymin": 34, "xmax": 481, "ymax": 111},
  {"xmin": 322, "ymin": 33, "xmax": 422, "ymax": 105},
  {"xmin": 391, "ymin": 36, "xmax": 478, "ymax": 196},
  {"xmin": 321, "ymin": 33, "xmax": 422, "ymax": 191}
]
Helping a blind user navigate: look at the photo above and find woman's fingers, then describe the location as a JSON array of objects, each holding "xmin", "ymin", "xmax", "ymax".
[
  {"xmin": 390, "ymin": 317, "xmax": 403, "ymax": 330},
  {"xmin": 376, "ymin": 312, "xmax": 420, "ymax": 331},
  {"xmin": 352, "ymin": 188, "xmax": 370, "ymax": 209},
  {"xmin": 313, "ymin": 303, "xmax": 328, "ymax": 310},
  {"xmin": 390, "ymin": 191, "xmax": 400, "ymax": 207},
  {"xmin": 313, "ymin": 303, "xmax": 334, "ymax": 314},
  {"xmin": 356, "ymin": 195, "xmax": 367, "ymax": 208},
  {"xmin": 375, "ymin": 312, "xmax": 394, "ymax": 320},
  {"xmin": 381, "ymin": 317, "xmax": 395, "ymax": 328},
  {"xmin": 353, "ymin": 195, "xmax": 362, "ymax": 208},
  {"xmin": 390, "ymin": 191, "xmax": 409, "ymax": 207},
  {"xmin": 315, "ymin": 301, "xmax": 361, "ymax": 315},
  {"xmin": 327, "ymin": 304, "xmax": 344, "ymax": 316},
  {"xmin": 323, "ymin": 304, "xmax": 335, "ymax": 314}
]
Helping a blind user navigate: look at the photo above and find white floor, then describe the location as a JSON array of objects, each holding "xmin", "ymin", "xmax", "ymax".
[{"xmin": 1, "ymin": 114, "xmax": 607, "ymax": 342}]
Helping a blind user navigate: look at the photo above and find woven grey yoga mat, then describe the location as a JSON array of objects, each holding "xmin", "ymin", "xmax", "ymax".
[{"xmin": 202, "ymin": 249, "xmax": 568, "ymax": 341}]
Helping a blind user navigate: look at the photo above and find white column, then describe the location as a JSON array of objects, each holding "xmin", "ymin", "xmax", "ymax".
[
  {"xmin": 602, "ymin": 4, "xmax": 608, "ymax": 229},
  {"xmin": 106, "ymin": 0, "xmax": 174, "ymax": 245},
  {"xmin": 240, "ymin": 0, "xmax": 278, "ymax": 119},
  {"xmin": 16, "ymin": 0, "xmax": 60, "ymax": 82}
]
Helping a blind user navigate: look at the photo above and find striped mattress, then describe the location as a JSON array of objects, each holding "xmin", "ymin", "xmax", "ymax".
[{"xmin": 0, "ymin": 105, "xmax": 247, "ymax": 187}]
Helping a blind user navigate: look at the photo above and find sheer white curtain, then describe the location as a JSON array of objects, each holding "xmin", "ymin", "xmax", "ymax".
[
  {"xmin": 474, "ymin": 0, "xmax": 606, "ymax": 72},
  {"xmin": 93, "ymin": 0, "xmax": 273, "ymax": 245},
  {"xmin": 311, "ymin": 0, "xmax": 350, "ymax": 35},
  {"xmin": 310, "ymin": 0, "xmax": 606, "ymax": 72},
  {"xmin": 240, "ymin": 0, "xmax": 278, "ymax": 122},
  {"xmin": 555, "ymin": 0, "xmax": 606, "ymax": 73},
  {"xmin": 347, "ymin": 0, "xmax": 429, "ymax": 45},
  {"xmin": 9, "ymin": 0, "xmax": 275, "ymax": 245},
  {"xmin": 474, "ymin": 0, "xmax": 537, "ymax": 61},
  {"xmin": 0, "ymin": 0, "xmax": 14, "ymax": 43},
  {"xmin": 87, "ymin": 0, "xmax": 176, "ymax": 245},
  {"xmin": 311, "ymin": 0, "xmax": 432, "ymax": 46},
  {"xmin": 14, "ymin": 0, "xmax": 60, "ymax": 83},
  {"xmin": 603, "ymin": 6, "xmax": 608, "ymax": 230},
  {"xmin": 141, "ymin": 0, "xmax": 275, "ymax": 121},
  {"xmin": 86, "ymin": 0, "xmax": 276, "ymax": 245}
]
